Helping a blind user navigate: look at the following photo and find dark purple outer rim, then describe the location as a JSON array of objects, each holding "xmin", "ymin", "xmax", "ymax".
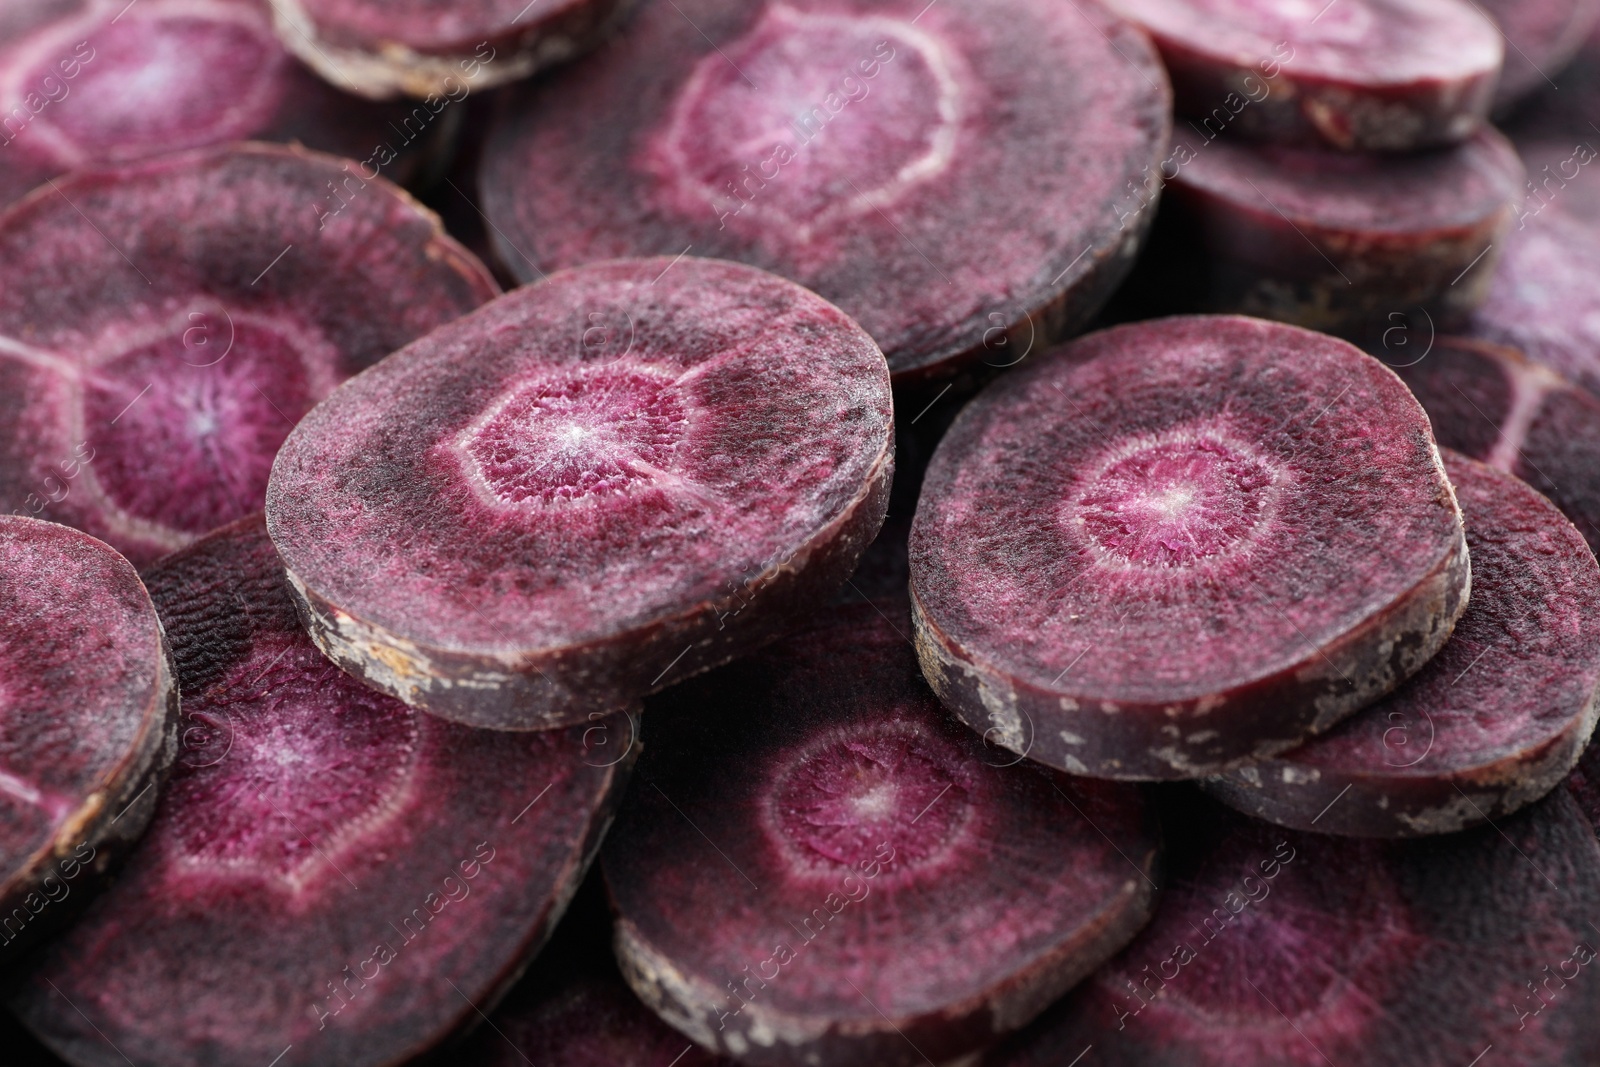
[{"xmin": 0, "ymin": 518, "xmax": 179, "ymax": 959}]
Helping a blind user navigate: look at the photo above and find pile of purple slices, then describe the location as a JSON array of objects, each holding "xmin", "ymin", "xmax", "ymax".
[{"xmin": 6, "ymin": 0, "xmax": 1600, "ymax": 1064}]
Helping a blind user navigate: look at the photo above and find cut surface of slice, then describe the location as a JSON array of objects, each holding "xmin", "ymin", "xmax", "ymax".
[
  {"xmin": 0, "ymin": 142, "xmax": 497, "ymax": 567},
  {"xmin": 982, "ymin": 788, "xmax": 1600, "ymax": 1067},
  {"xmin": 266, "ymin": 256, "xmax": 893, "ymax": 731},
  {"xmin": 0, "ymin": 516, "xmax": 175, "ymax": 959},
  {"xmin": 463, "ymin": 872, "xmax": 736, "ymax": 1066},
  {"xmin": 1107, "ymin": 0, "xmax": 1502, "ymax": 149},
  {"xmin": 271, "ymin": 0, "xmax": 626, "ymax": 98},
  {"xmin": 911, "ymin": 315, "xmax": 1469, "ymax": 780},
  {"xmin": 473, "ymin": 975, "xmax": 732, "ymax": 1067},
  {"xmin": 1469, "ymin": 206, "xmax": 1600, "ymax": 395},
  {"xmin": 1206, "ymin": 452, "xmax": 1600, "ymax": 836},
  {"xmin": 603, "ymin": 601, "xmax": 1161, "ymax": 1067},
  {"xmin": 0, "ymin": 0, "xmax": 451, "ymax": 209},
  {"xmin": 1161, "ymin": 128, "xmax": 1522, "ymax": 338},
  {"xmin": 10, "ymin": 516, "xmax": 634, "ymax": 1067},
  {"xmin": 479, "ymin": 0, "xmax": 1171, "ymax": 383},
  {"xmin": 1383, "ymin": 336, "xmax": 1600, "ymax": 555}
]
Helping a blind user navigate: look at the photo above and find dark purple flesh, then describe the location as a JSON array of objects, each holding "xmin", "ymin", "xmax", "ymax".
[
  {"xmin": 1565, "ymin": 713, "xmax": 1600, "ymax": 834},
  {"xmin": 1481, "ymin": 0, "xmax": 1600, "ymax": 112},
  {"xmin": 0, "ymin": 0, "xmax": 456, "ymax": 209},
  {"xmin": 462, "ymin": 879, "xmax": 735, "ymax": 1067},
  {"xmin": 1105, "ymin": 0, "xmax": 1502, "ymax": 150},
  {"xmin": 1468, "ymin": 205, "xmax": 1600, "ymax": 395},
  {"xmin": 983, "ymin": 787, "xmax": 1600, "ymax": 1067},
  {"xmin": 266, "ymin": 257, "xmax": 893, "ymax": 731},
  {"xmin": 833, "ymin": 419, "xmax": 941, "ymax": 609},
  {"xmin": 0, "ymin": 142, "xmax": 497, "ymax": 567},
  {"xmin": 479, "ymin": 0, "xmax": 1172, "ymax": 384},
  {"xmin": 470, "ymin": 975, "xmax": 733, "ymax": 1067},
  {"xmin": 0, "ymin": 516, "xmax": 175, "ymax": 960},
  {"xmin": 1206, "ymin": 452, "xmax": 1600, "ymax": 836},
  {"xmin": 602, "ymin": 601, "xmax": 1161, "ymax": 1067},
  {"xmin": 10, "ymin": 516, "xmax": 634, "ymax": 1067},
  {"xmin": 273, "ymin": 0, "xmax": 626, "ymax": 98},
  {"xmin": 1384, "ymin": 336, "xmax": 1600, "ymax": 555},
  {"xmin": 911, "ymin": 315, "xmax": 1469, "ymax": 780},
  {"xmin": 1158, "ymin": 128, "xmax": 1522, "ymax": 340}
]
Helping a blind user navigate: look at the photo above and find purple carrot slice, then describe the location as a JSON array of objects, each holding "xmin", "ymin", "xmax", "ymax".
[
  {"xmin": 9, "ymin": 516, "xmax": 634, "ymax": 1067},
  {"xmin": 0, "ymin": 516, "xmax": 175, "ymax": 960},
  {"xmin": 0, "ymin": 142, "xmax": 497, "ymax": 568},
  {"xmin": 470, "ymin": 975, "xmax": 733, "ymax": 1067},
  {"xmin": 982, "ymin": 788, "xmax": 1600, "ymax": 1067},
  {"xmin": 1469, "ymin": 205, "xmax": 1600, "ymax": 394},
  {"xmin": 911, "ymin": 315, "xmax": 1470, "ymax": 781},
  {"xmin": 479, "ymin": 0, "xmax": 1172, "ymax": 385},
  {"xmin": 1480, "ymin": 0, "xmax": 1600, "ymax": 113},
  {"xmin": 461, "ymin": 873, "xmax": 735, "ymax": 1066},
  {"xmin": 602, "ymin": 601, "xmax": 1161, "ymax": 1067},
  {"xmin": 0, "ymin": 0, "xmax": 453, "ymax": 209},
  {"xmin": 1383, "ymin": 336, "xmax": 1600, "ymax": 555},
  {"xmin": 1159, "ymin": 127, "xmax": 1522, "ymax": 338},
  {"xmin": 270, "ymin": 0, "xmax": 625, "ymax": 98},
  {"xmin": 1205, "ymin": 452, "xmax": 1600, "ymax": 836},
  {"xmin": 266, "ymin": 257, "xmax": 893, "ymax": 731},
  {"xmin": 1107, "ymin": 0, "xmax": 1502, "ymax": 150}
]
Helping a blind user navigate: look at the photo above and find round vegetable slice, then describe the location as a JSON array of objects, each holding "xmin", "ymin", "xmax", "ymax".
[
  {"xmin": 0, "ymin": 142, "xmax": 497, "ymax": 567},
  {"xmin": 270, "ymin": 0, "xmax": 626, "ymax": 99},
  {"xmin": 1383, "ymin": 336, "xmax": 1600, "ymax": 556},
  {"xmin": 0, "ymin": 0, "xmax": 450, "ymax": 209},
  {"xmin": 0, "ymin": 515, "xmax": 175, "ymax": 960},
  {"xmin": 1206, "ymin": 451, "xmax": 1600, "ymax": 836},
  {"xmin": 10, "ymin": 516, "xmax": 635, "ymax": 1067},
  {"xmin": 1468, "ymin": 206, "xmax": 1600, "ymax": 395},
  {"xmin": 266, "ymin": 256, "xmax": 893, "ymax": 731},
  {"xmin": 1480, "ymin": 0, "xmax": 1600, "ymax": 113},
  {"xmin": 1159, "ymin": 127, "xmax": 1522, "ymax": 338},
  {"xmin": 479, "ymin": 0, "xmax": 1171, "ymax": 384},
  {"xmin": 911, "ymin": 315, "xmax": 1470, "ymax": 780},
  {"xmin": 982, "ymin": 788, "xmax": 1600, "ymax": 1067},
  {"xmin": 603, "ymin": 602, "xmax": 1161, "ymax": 1067},
  {"xmin": 1106, "ymin": 0, "xmax": 1502, "ymax": 150}
]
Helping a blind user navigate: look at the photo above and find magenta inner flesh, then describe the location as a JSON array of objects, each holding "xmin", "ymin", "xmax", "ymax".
[
  {"xmin": 0, "ymin": 518, "xmax": 162, "ymax": 876},
  {"xmin": 30, "ymin": 9, "xmax": 289, "ymax": 162},
  {"xmin": 156, "ymin": 636, "xmax": 419, "ymax": 885},
  {"xmin": 1075, "ymin": 434, "xmax": 1278, "ymax": 568},
  {"xmin": 81, "ymin": 318, "xmax": 320, "ymax": 536},
  {"xmin": 655, "ymin": 7, "xmax": 955, "ymax": 231}
]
